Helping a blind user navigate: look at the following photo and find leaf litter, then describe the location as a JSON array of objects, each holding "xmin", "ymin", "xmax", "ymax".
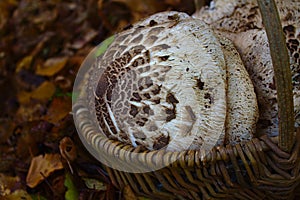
[{"xmin": 0, "ymin": 0, "xmax": 197, "ymax": 199}]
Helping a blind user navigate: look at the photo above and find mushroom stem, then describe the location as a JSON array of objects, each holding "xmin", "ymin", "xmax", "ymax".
[{"xmin": 257, "ymin": 0, "xmax": 294, "ymax": 152}]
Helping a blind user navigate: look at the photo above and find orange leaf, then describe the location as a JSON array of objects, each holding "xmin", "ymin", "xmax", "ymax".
[
  {"xmin": 43, "ymin": 97, "xmax": 71, "ymax": 124},
  {"xmin": 18, "ymin": 81, "xmax": 56, "ymax": 104},
  {"xmin": 15, "ymin": 55, "xmax": 33, "ymax": 73},
  {"xmin": 36, "ymin": 57, "xmax": 68, "ymax": 76},
  {"xmin": 26, "ymin": 153, "xmax": 63, "ymax": 188}
]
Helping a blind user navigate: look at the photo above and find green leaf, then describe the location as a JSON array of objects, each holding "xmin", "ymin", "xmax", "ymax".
[
  {"xmin": 64, "ymin": 172, "xmax": 79, "ymax": 200},
  {"xmin": 31, "ymin": 193, "xmax": 47, "ymax": 200},
  {"xmin": 82, "ymin": 177, "xmax": 107, "ymax": 190}
]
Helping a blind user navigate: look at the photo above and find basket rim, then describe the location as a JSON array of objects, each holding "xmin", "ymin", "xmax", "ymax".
[{"xmin": 73, "ymin": 100, "xmax": 299, "ymax": 172}]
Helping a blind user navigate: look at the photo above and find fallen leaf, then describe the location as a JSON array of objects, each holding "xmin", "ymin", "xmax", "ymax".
[
  {"xmin": 59, "ymin": 137, "xmax": 77, "ymax": 174},
  {"xmin": 5, "ymin": 189, "xmax": 32, "ymax": 200},
  {"xmin": 14, "ymin": 121, "xmax": 52, "ymax": 159},
  {"xmin": 70, "ymin": 28, "xmax": 98, "ymax": 49},
  {"xmin": 54, "ymin": 76, "xmax": 72, "ymax": 89},
  {"xmin": 16, "ymin": 125, "xmax": 39, "ymax": 159},
  {"xmin": 164, "ymin": 0, "xmax": 181, "ymax": 6},
  {"xmin": 0, "ymin": 0, "xmax": 17, "ymax": 30},
  {"xmin": 15, "ymin": 103, "xmax": 47, "ymax": 122},
  {"xmin": 30, "ymin": 32, "xmax": 54, "ymax": 57},
  {"xmin": 0, "ymin": 78, "xmax": 18, "ymax": 134},
  {"xmin": 100, "ymin": 0, "xmax": 195, "ymax": 28},
  {"xmin": 30, "ymin": 193, "xmax": 47, "ymax": 200},
  {"xmin": 15, "ymin": 55, "xmax": 33, "ymax": 73},
  {"xmin": 43, "ymin": 97, "xmax": 71, "ymax": 124},
  {"xmin": 16, "ymin": 69, "xmax": 46, "ymax": 90},
  {"xmin": 18, "ymin": 81, "xmax": 56, "ymax": 104},
  {"xmin": 26, "ymin": 154, "xmax": 63, "ymax": 188},
  {"xmin": 0, "ymin": 173, "xmax": 20, "ymax": 196},
  {"xmin": 111, "ymin": 0, "xmax": 167, "ymax": 21},
  {"xmin": 36, "ymin": 57, "xmax": 68, "ymax": 76},
  {"xmin": 51, "ymin": 175, "xmax": 66, "ymax": 197},
  {"xmin": 59, "ymin": 137, "xmax": 77, "ymax": 162},
  {"xmin": 68, "ymin": 55, "xmax": 86, "ymax": 68},
  {"xmin": 64, "ymin": 172, "xmax": 79, "ymax": 200},
  {"xmin": 33, "ymin": 9, "xmax": 58, "ymax": 25},
  {"xmin": 97, "ymin": 1, "xmax": 132, "ymax": 31},
  {"xmin": 82, "ymin": 178, "xmax": 107, "ymax": 191}
]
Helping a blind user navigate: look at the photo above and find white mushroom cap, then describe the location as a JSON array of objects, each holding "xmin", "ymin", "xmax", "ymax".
[
  {"xmin": 193, "ymin": 0, "xmax": 263, "ymax": 32},
  {"xmin": 87, "ymin": 11, "xmax": 260, "ymax": 151},
  {"xmin": 88, "ymin": 12, "xmax": 230, "ymax": 151},
  {"xmin": 217, "ymin": 35, "xmax": 258, "ymax": 144},
  {"xmin": 194, "ymin": 0, "xmax": 300, "ymax": 137}
]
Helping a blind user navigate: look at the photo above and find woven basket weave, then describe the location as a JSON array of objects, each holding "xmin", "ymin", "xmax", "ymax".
[{"xmin": 73, "ymin": 0, "xmax": 300, "ymax": 199}]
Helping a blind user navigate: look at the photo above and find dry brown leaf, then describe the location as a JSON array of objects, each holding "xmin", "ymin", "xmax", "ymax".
[
  {"xmin": 15, "ymin": 103, "xmax": 47, "ymax": 122},
  {"xmin": 112, "ymin": 0, "xmax": 162, "ymax": 13},
  {"xmin": 43, "ymin": 97, "xmax": 71, "ymax": 124},
  {"xmin": 5, "ymin": 189, "xmax": 32, "ymax": 200},
  {"xmin": 30, "ymin": 32, "xmax": 54, "ymax": 57},
  {"xmin": 18, "ymin": 81, "xmax": 56, "ymax": 104},
  {"xmin": 59, "ymin": 137, "xmax": 77, "ymax": 174},
  {"xmin": 59, "ymin": 137, "xmax": 77, "ymax": 162},
  {"xmin": 70, "ymin": 28, "xmax": 98, "ymax": 49},
  {"xmin": 26, "ymin": 153, "xmax": 63, "ymax": 188},
  {"xmin": 0, "ymin": 173, "xmax": 20, "ymax": 196},
  {"xmin": 0, "ymin": 0, "xmax": 17, "ymax": 30},
  {"xmin": 68, "ymin": 55, "xmax": 86, "ymax": 67},
  {"xmin": 111, "ymin": 0, "xmax": 165, "ymax": 21},
  {"xmin": 15, "ymin": 55, "xmax": 33, "ymax": 73},
  {"xmin": 164, "ymin": 0, "xmax": 181, "ymax": 6},
  {"xmin": 33, "ymin": 9, "xmax": 58, "ymax": 25},
  {"xmin": 36, "ymin": 57, "xmax": 68, "ymax": 76},
  {"xmin": 54, "ymin": 76, "xmax": 72, "ymax": 89}
]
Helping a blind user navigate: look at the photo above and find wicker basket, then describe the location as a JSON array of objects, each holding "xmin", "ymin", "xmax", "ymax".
[{"xmin": 73, "ymin": 0, "xmax": 300, "ymax": 199}]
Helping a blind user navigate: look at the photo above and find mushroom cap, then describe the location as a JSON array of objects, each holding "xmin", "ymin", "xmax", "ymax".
[
  {"xmin": 230, "ymin": 28, "xmax": 300, "ymax": 136},
  {"xmin": 86, "ymin": 11, "xmax": 259, "ymax": 151},
  {"xmin": 193, "ymin": 0, "xmax": 263, "ymax": 32},
  {"xmin": 217, "ymin": 34, "xmax": 259, "ymax": 144},
  {"xmin": 88, "ymin": 11, "xmax": 228, "ymax": 151},
  {"xmin": 194, "ymin": 0, "xmax": 300, "ymax": 137}
]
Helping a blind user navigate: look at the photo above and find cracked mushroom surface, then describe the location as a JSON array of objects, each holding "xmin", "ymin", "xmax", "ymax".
[
  {"xmin": 217, "ymin": 35, "xmax": 258, "ymax": 144},
  {"xmin": 194, "ymin": 0, "xmax": 300, "ymax": 137},
  {"xmin": 87, "ymin": 11, "xmax": 258, "ymax": 151}
]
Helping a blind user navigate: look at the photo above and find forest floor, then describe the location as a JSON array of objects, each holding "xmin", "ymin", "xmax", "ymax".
[{"xmin": 0, "ymin": 0, "xmax": 199, "ymax": 199}]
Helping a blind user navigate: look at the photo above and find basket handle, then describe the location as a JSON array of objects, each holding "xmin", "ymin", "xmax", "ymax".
[{"xmin": 257, "ymin": 0, "xmax": 295, "ymax": 152}]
